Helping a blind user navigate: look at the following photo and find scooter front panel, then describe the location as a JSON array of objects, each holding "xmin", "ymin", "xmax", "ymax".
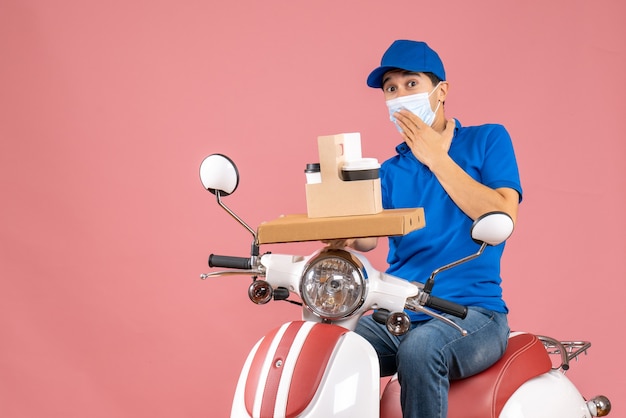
[
  {"xmin": 284, "ymin": 323, "xmax": 350, "ymax": 416},
  {"xmin": 242, "ymin": 321, "xmax": 333, "ymax": 417},
  {"xmin": 232, "ymin": 321, "xmax": 380, "ymax": 418},
  {"xmin": 242, "ymin": 321, "xmax": 290, "ymax": 416},
  {"xmin": 259, "ymin": 321, "xmax": 313, "ymax": 417},
  {"xmin": 298, "ymin": 330, "xmax": 380, "ymax": 417}
]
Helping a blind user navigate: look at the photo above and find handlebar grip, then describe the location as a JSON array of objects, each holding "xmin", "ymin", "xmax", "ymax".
[
  {"xmin": 425, "ymin": 296, "xmax": 468, "ymax": 319},
  {"xmin": 208, "ymin": 254, "xmax": 251, "ymax": 269},
  {"xmin": 372, "ymin": 309, "xmax": 390, "ymax": 325}
]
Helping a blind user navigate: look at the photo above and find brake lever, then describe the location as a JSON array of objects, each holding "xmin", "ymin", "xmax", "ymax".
[
  {"xmin": 200, "ymin": 269, "xmax": 264, "ymax": 279},
  {"xmin": 404, "ymin": 298, "xmax": 468, "ymax": 336}
]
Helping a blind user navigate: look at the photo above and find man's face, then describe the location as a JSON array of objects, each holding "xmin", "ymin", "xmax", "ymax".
[{"xmin": 381, "ymin": 70, "xmax": 435, "ymax": 101}]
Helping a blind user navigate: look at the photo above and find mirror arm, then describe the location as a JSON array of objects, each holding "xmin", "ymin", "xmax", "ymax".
[
  {"xmin": 423, "ymin": 242, "xmax": 487, "ymax": 294},
  {"xmin": 216, "ymin": 191, "xmax": 259, "ymax": 245}
]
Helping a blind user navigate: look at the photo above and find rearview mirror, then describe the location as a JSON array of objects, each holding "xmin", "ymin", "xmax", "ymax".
[
  {"xmin": 471, "ymin": 212, "xmax": 514, "ymax": 246},
  {"xmin": 199, "ymin": 154, "xmax": 239, "ymax": 196}
]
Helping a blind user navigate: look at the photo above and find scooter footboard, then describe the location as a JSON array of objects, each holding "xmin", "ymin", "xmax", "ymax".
[{"xmin": 231, "ymin": 321, "xmax": 380, "ymax": 418}]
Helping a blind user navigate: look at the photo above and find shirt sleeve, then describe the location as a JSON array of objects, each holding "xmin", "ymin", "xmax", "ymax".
[{"xmin": 481, "ymin": 124, "xmax": 523, "ymax": 202}]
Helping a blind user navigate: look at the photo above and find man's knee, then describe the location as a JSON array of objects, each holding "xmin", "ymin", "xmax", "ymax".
[{"xmin": 397, "ymin": 329, "xmax": 443, "ymax": 365}]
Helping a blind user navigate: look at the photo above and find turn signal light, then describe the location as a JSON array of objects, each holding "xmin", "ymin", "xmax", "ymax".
[{"xmin": 248, "ymin": 280, "xmax": 273, "ymax": 304}]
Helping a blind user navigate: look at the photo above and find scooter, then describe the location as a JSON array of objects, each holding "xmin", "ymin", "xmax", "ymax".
[{"xmin": 198, "ymin": 153, "xmax": 611, "ymax": 418}]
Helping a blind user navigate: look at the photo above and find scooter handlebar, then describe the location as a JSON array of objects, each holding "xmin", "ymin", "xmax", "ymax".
[
  {"xmin": 424, "ymin": 295, "xmax": 468, "ymax": 319},
  {"xmin": 209, "ymin": 254, "xmax": 252, "ymax": 270}
]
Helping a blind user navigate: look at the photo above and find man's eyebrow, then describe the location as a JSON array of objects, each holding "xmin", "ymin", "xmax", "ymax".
[{"xmin": 382, "ymin": 71, "xmax": 421, "ymax": 87}]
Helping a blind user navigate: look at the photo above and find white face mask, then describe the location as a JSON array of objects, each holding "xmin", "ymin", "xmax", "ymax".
[{"xmin": 386, "ymin": 82, "xmax": 442, "ymax": 130}]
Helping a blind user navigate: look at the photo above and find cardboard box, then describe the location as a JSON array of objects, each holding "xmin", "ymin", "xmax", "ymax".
[
  {"xmin": 305, "ymin": 133, "xmax": 383, "ymax": 218},
  {"xmin": 257, "ymin": 208, "xmax": 425, "ymax": 244}
]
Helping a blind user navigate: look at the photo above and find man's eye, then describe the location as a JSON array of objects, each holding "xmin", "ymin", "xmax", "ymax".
[
  {"xmin": 408, "ymin": 81, "xmax": 417, "ymax": 87},
  {"xmin": 385, "ymin": 86, "xmax": 397, "ymax": 92}
]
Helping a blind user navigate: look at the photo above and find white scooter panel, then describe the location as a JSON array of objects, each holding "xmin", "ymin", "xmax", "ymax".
[{"xmin": 231, "ymin": 321, "xmax": 380, "ymax": 418}]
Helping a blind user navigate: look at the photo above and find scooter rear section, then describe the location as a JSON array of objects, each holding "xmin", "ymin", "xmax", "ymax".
[
  {"xmin": 380, "ymin": 332, "xmax": 607, "ymax": 418},
  {"xmin": 231, "ymin": 321, "xmax": 380, "ymax": 418}
]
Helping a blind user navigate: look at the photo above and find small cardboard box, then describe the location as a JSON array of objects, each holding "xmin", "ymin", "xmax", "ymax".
[
  {"xmin": 257, "ymin": 208, "xmax": 425, "ymax": 244},
  {"xmin": 305, "ymin": 133, "xmax": 383, "ymax": 218}
]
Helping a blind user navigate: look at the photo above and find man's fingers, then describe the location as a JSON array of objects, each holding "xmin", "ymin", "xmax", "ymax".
[
  {"xmin": 395, "ymin": 110, "xmax": 420, "ymax": 137},
  {"xmin": 396, "ymin": 109, "xmax": 425, "ymax": 128},
  {"xmin": 444, "ymin": 118, "xmax": 456, "ymax": 136}
]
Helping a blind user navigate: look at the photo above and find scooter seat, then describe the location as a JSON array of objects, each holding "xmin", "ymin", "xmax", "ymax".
[{"xmin": 380, "ymin": 332, "xmax": 552, "ymax": 418}]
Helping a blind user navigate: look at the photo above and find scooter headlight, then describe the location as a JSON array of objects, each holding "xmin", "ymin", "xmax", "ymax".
[{"xmin": 300, "ymin": 249, "xmax": 367, "ymax": 320}]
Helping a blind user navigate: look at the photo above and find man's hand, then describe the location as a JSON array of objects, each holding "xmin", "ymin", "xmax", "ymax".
[
  {"xmin": 393, "ymin": 110, "xmax": 455, "ymax": 169},
  {"xmin": 321, "ymin": 238, "xmax": 356, "ymax": 248},
  {"xmin": 394, "ymin": 111, "xmax": 519, "ymax": 222},
  {"xmin": 320, "ymin": 237, "xmax": 378, "ymax": 252}
]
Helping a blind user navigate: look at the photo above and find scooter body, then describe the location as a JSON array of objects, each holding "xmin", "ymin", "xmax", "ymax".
[
  {"xmin": 197, "ymin": 153, "xmax": 611, "ymax": 418},
  {"xmin": 228, "ymin": 254, "xmax": 607, "ymax": 418},
  {"xmin": 231, "ymin": 321, "xmax": 601, "ymax": 418}
]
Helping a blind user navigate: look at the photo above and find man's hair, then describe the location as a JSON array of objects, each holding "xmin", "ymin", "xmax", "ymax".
[{"xmin": 423, "ymin": 72, "xmax": 441, "ymax": 87}]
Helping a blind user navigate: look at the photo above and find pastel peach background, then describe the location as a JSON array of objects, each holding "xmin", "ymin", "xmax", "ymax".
[{"xmin": 1, "ymin": 1, "xmax": 624, "ymax": 417}]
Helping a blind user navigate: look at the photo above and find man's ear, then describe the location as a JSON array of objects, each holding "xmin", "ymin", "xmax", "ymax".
[{"xmin": 438, "ymin": 81, "xmax": 449, "ymax": 103}]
